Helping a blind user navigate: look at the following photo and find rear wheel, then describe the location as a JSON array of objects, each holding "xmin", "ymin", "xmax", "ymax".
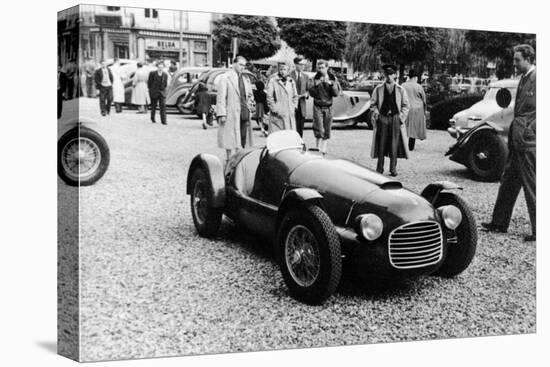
[
  {"xmin": 276, "ymin": 204, "xmax": 342, "ymax": 304},
  {"xmin": 176, "ymin": 94, "xmax": 188, "ymax": 114},
  {"xmin": 190, "ymin": 168, "xmax": 222, "ymax": 238},
  {"xmin": 466, "ymin": 130, "xmax": 507, "ymax": 181},
  {"xmin": 433, "ymin": 193, "xmax": 477, "ymax": 277}
]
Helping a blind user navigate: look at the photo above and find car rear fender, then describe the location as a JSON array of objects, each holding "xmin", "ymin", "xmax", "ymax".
[
  {"xmin": 276, "ymin": 187, "xmax": 324, "ymax": 229},
  {"xmin": 421, "ymin": 181, "xmax": 463, "ymax": 206},
  {"xmin": 187, "ymin": 154, "xmax": 226, "ymax": 208},
  {"xmin": 460, "ymin": 122, "xmax": 502, "ymax": 146}
]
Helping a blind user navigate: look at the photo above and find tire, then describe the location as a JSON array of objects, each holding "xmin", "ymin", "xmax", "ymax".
[
  {"xmin": 189, "ymin": 168, "xmax": 222, "ymax": 238},
  {"xmin": 176, "ymin": 94, "xmax": 187, "ymax": 114},
  {"xmin": 58, "ymin": 126, "xmax": 110, "ymax": 186},
  {"xmin": 433, "ymin": 193, "xmax": 477, "ymax": 278},
  {"xmin": 276, "ymin": 204, "xmax": 342, "ymax": 304},
  {"xmin": 466, "ymin": 130, "xmax": 507, "ymax": 182}
]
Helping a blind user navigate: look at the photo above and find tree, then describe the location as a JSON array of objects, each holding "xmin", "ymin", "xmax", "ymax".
[
  {"xmin": 212, "ymin": 15, "xmax": 280, "ymax": 63},
  {"xmin": 345, "ymin": 23, "xmax": 379, "ymax": 72},
  {"xmin": 465, "ymin": 30, "xmax": 535, "ymax": 79},
  {"xmin": 367, "ymin": 25, "xmax": 444, "ymax": 82},
  {"xmin": 277, "ymin": 18, "xmax": 347, "ymax": 68}
]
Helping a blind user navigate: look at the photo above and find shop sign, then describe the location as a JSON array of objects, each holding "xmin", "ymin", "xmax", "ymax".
[{"xmin": 145, "ymin": 39, "xmax": 187, "ymax": 51}]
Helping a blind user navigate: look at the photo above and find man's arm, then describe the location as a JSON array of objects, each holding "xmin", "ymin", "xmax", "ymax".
[
  {"xmin": 147, "ymin": 72, "xmax": 153, "ymax": 90},
  {"xmin": 399, "ymin": 87, "xmax": 410, "ymax": 123},
  {"xmin": 266, "ymin": 78, "xmax": 277, "ymax": 114},
  {"xmin": 215, "ymin": 74, "xmax": 228, "ymax": 119}
]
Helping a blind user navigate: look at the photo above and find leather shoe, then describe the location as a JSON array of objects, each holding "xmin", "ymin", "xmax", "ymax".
[
  {"xmin": 524, "ymin": 234, "xmax": 536, "ymax": 242},
  {"xmin": 481, "ymin": 222, "xmax": 507, "ymax": 233},
  {"xmin": 151, "ymin": 119, "xmax": 156, "ymax": 123},
  {"xmin": 390, "ymin": 171, "xmax": 398, "ymax": 177}
]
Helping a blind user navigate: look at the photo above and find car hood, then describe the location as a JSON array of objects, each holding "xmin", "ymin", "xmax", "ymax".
[{"xmin": 289, "ymin": 157, "xmax": 435, "ymax": 224}]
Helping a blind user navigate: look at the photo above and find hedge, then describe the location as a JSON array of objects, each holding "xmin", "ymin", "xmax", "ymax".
[{"xmin": 428, "ymin": 94, "xmax": 484, "ymax": 130}]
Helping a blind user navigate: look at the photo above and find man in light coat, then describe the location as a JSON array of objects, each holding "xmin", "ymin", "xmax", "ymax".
[
  {"xmin": 369, "ymin": 64, "xmax": 409, "ymax": 176},
  {"xmin": 266, "ymin": 62, "xmax": 298, "ymax": 133},
  {"xmin": 216, "ymin": 56, "xmax": 254, "ymax": 159},
  {"xmin": 481, "ymin": 44, "xmax": 536, "ymax": 242}
]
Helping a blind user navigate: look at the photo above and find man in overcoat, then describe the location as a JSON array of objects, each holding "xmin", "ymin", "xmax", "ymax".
[
  {"xmin": 290, "ymin": 57, "xmax": 310, "ymax": 137},
  {"xmin": 148, "ymin": 61, "xmax": 169, "ymax": 125},
  {"xmin": 94, "ymin": 60, "xmax": 114, "ymax": 116},
  {"xmin": 57, "ymin": 64, "xmax": 67, "ymax": 119},
  {"xmin": 216, "ymin": 56, "xmax": 254, "ymax": 159},
  {"xmin": 369, "ymin": 64, "xmax": 410, "ymax": 176},
  {"xmin": 482, "ymin": 44, "xmax": 536, "ymax": 242},
  {"xmin": 266, "ymin": 62, "xmax": 298, "ymax": 133}
]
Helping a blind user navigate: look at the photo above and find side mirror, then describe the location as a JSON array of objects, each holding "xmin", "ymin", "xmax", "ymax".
[{"xmin": 496, "ymin": 88, "xmax": 512, "ymax": 108}]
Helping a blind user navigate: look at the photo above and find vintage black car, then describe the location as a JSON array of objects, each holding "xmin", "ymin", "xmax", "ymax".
[{"xmin": 187, "ymin": 131, "xmax": 477, "ymax": 304}]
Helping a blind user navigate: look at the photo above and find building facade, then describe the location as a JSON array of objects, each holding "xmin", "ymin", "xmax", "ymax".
[{"xmin": 58, "ymin": 5, "xmax": 216, "ymax": 67}]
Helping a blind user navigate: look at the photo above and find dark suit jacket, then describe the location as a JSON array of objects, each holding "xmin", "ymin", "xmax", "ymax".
[
  {"xmin": 509, "ymin": 68, "xmax": 536, "ymax": 152},
  {"xmin": 58, "ymin": 71, "xmax": 67, "ymax": 94},
  {"xmin": 94, "ymin": 68, "xmax": 114, "ymax": 90},
  {"xmin": 148, "ymin": 71, "xmax": 168, "ymax": 97},
  {"xmin": 290, "ymin": 70, "xmax": 310, "ymax": 116}
]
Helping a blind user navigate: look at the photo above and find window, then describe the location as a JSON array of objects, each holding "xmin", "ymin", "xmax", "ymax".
[
  {"xmin": 145, "ymin": 8, "xmax": 158, "ymax": 18},
  {"xmin": 106, "ymin": 6, "xmax": 120, "ymax": 11}
]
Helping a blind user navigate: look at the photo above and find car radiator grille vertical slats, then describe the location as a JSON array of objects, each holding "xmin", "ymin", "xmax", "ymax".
[{"xmin": 388, "ymin": 221, "xmax": 443, "ymax": 269}]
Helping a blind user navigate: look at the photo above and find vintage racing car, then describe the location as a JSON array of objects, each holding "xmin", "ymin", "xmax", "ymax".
[{"xmin": 187, "ymin": 131, "xmax": 477, "ymax": 304}]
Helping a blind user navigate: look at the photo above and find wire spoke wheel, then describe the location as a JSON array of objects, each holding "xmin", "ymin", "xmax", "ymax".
[
  {"xmin": 285, "ymin": 225, "xmax": 321, "ymax": 287},
  {"xmin": 61, "ymin": 137, "xmax": 101, "ymax": 181},
  {"xmin": 192, "ymin": 180, "xmax": 208, "ymax": 226}
]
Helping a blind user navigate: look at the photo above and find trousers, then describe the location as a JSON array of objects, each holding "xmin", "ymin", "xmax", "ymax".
[
  {"xmin": 376, "ymin": 114, "xmax": 401, "ymax": 174},
  {"xmin": 98, "ymin": 86, "xmax": 113, "ymax": 114}
]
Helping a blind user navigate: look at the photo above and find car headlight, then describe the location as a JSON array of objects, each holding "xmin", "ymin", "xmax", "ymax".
[
  {"xmin": 356, "ymin": 214, "xmax": 383, "ymax": 241},
  {"xmin": 438, "ymin": 205, "xmax": 462, "ymax": 230}
]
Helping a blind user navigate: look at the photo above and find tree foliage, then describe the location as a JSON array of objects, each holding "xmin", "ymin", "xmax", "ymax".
[
  {"xmin": 345, "ymin": 23, "xmax": 379, "ymax": 72},
  {"xmin": 212, "ymin": 15, "xmax": 280, "ymax": 61},
  {"xmin": 465, "ymin": 30, "xmax": 535, "ymax": 78},
  {"xmin": 366, "ymin": 24, "xmax": 443, "ymax": 81},
  {"xmin": 277, "ymin": 18, "xmax": 347, "ymax": 67}
]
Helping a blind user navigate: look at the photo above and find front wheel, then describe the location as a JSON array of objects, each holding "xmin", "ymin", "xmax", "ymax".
[
  {"xmin": 176, "ymin": 94, "xmax": 188, "ymax": 114},
  {"xmin": 466, "ymin": 130, "xmax": 507, "ymax": 181},
  {"xmin": 276, "ymin": 204, "xmax": 342, "ymax": 304},
  {"xmin": 433, "ymin": 193, "xmax": 477, "ymax": 277},
  {"xmin": 58, "ymin": 126, "xmax": 110, "ymax": 186},
  {"xmin": 189, "ymin": 168, "xmax": 222, "ymax": 238}
]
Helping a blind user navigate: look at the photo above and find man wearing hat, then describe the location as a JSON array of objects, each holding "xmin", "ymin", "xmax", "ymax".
[
  {"xmin": 369, "ymin": 64, "xmax": 410, "ymax": 176},
  {"xmin": 290, "ymin": 57, "xmax": 310, "ymax": 137},
  {"xmin": 402, "ymin": 69, "xmax": 427, "ymax": 151}
]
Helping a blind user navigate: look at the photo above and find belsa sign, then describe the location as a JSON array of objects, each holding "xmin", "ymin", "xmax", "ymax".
[{"xmin": 145, "ymin": 39, "xmax": 186, "ymax": 50}]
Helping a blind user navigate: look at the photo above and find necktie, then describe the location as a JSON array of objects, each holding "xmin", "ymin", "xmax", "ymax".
[{"xmin": 296, "ymin": 72, "xmax": 301, "ymax": 92}]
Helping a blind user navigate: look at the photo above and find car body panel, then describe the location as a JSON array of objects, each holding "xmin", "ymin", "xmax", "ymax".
[{"xmin": 165, "ymin": 67, "xmax": 210, "ymax": 105}]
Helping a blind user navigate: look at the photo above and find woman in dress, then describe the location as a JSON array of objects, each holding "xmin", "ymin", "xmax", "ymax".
[
  {"xmin": 402, "ymin": 69, "xmax": 427, "ymax": 151},
  {"xmin": 131, "ymin": 62, "xmax": 150, "ymax": 113}
]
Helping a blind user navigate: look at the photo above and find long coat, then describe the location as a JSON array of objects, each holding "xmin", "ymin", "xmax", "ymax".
[
  {"xmin": 289, "ymin": 70, "xmax": 310, "ymax": 117},
  {"xmin": 402, "ymin": 80, "xmax": 427, "ymax": 140},
  {"xmin": 109, "ymin": 64, "xmax": 125, "ymax": 103},
  {"xmin": 215, "ymin": 69, "xmax": 253, "ymax": 149},
  {"xmin": 266, "ymin": 75, "xmax": 298, "ymax": 132},
  {"xmin": 369, "ymin": 83, "xmax": 410, "ymax": 159},
  {"xmin": 148, "ymin": 71, "xmax": 168, "ymax": 98},
  {"xmin": 131, "ymin": 68, "xmax": 150, "ymax": 105}
]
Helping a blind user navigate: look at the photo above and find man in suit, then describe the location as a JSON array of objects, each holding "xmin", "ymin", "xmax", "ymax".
[
  {"xmin": 57, "ymin": 64, "xmax": 67, "ymax": 119},
  {"xmin": 369, "ymin": 64, "xmax": 409, "ymax": 176},
  {"xmin": 94, "ymin": 59, "xmax": 114, "ymax": 116},
  {"xmin": 482, "ymin": 44, "xmax": 536, "ymax": 242},
  {"xmin": 290, "ymin": 57, "xmax": 310, "ymax": 137},
  {"xmin": 148, "ymin": 61, "xmax": 169, "ymax": 125}
]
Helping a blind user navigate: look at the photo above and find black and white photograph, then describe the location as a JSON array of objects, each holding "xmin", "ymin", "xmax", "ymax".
[
  {"xmin": 4, "ymin": 1, "xmax": 547, "ymax": 366},
  {"xmin": 53, "ymin": 2, "xmax": 541, "ymax": 363}
]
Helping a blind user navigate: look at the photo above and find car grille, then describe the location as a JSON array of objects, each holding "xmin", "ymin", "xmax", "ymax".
[{"xmin": 388, "ymin": 221, "xmax": 443, "ymax": 269}]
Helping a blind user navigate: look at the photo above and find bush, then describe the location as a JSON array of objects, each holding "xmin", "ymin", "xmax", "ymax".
[{"xmin": 428, "ymin": 94, "xmax": 484, "ymax": 130}]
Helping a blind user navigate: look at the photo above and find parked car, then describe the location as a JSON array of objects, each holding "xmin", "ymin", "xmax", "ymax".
[
  {"xmin": 445, "ymin": 79, "xmax": 518, "ymax": 181},
  {"xmin": 455, "ymin": 77, "xmax": 485, "ymax": 95},
  {"xmin": 187, "ymin": 130, "xmax": 478, "ymax": 304},
  {"xmin": 181, "ymin": 69, "xmax": 373, "ymax": 127},
  {"xmin": 165, "ymin": 67, "xmax": 210, "ymax": 113},
  {"xmin": 58, "ymin": 99, "xmax": 110, "ymax": 186}
]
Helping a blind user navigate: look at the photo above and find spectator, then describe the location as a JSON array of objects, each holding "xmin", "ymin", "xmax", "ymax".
[
  {"xmin": 266, "ymin": 62, "xmax": 298, "ymax": 133},
  {"xmin": 131, "ymin": 62, "xmax": 150, "ymax": 113},
  {"xmin": 215, "ymin": 56, "xmax": 253, "ymax": 159},
  {"xmin": 253, "ymin": 80, "xmax": 268, "ymax": 136},
  {"xmin": 65, "ymin": 59, "xmax": 76, "ymax": 99},
  {"xmin": 369, "ymin": 64, "xmax": 409, "ymax": 176},
  {"xmin": 110, "ymin": 58, "xmax": 125, "ymax": 113},
  {"xmin": 195, "ymin": 82, "xmax": 212, "ymax": 130},
  {"xmin": 57, "ymin": 64, "xmax": 67, "ymax": 119},
  {"xmin": 402, "ymin": 69, "xmax": 427, "ymax": 151},
  {"xmin": 308, "ymin": 59, "xmax": 341, "ymax": 154},
  {"xmin": 290, "ymin": 56, "xmax": 310, "ymax": 137},
  {"xmin": 148, "ymin": 61, "xmax": 169, "ymax": 124},
  {"xmin": 94, "ymin": 59, "xmax": 114, "ymax": 116},
  {"xmin": 84, "ymin": 58, "xmax": 97, "ymax": 98}
]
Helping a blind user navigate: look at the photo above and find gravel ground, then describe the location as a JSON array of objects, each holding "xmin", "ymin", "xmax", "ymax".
[{"xmin": 62, "ymin": 98, "xmax": 535, "ymax": 362}]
